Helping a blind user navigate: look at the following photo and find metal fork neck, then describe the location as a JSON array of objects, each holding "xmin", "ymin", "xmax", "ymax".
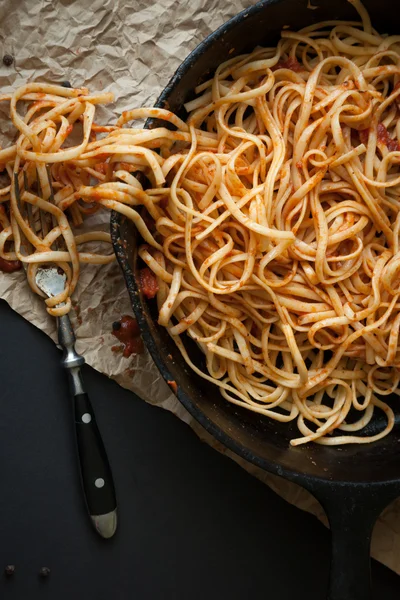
[
  {"xmin": 57, "ymin": 314, "xmax": 86, "ymax": 397},
  {"xmin": 57, "ymin": 314, "xmax": 85, "ymax": 370}
]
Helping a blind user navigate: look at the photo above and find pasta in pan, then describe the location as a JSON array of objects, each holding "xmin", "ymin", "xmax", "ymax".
[{"xmin": 1, "ymin": 0, "xmax": 399, "ymax": 445}]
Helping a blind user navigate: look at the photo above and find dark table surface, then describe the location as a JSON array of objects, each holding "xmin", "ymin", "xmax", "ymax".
[{"xmin": 0, "ymin": 299, "xmax": 398, "ymax": 600}]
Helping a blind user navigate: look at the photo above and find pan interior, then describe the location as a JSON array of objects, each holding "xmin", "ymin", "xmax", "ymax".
[{"xmin": 112, "ymin": 0, "xmax": 400, "ymax": 485}]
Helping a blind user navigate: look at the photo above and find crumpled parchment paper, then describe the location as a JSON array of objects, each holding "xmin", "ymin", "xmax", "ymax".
[{"xmin": 1, "ymin": 0, "xmax": 400, "ymax": 575}]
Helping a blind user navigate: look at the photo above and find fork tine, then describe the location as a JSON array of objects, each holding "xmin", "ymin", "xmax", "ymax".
[
  {"xmin": 14, "ymin": 172, "xmax": 27, "ymax": 223},
  {"xmin": 23, "ymin": 171, "xmax": 35, "ymax": 233},
  {"xmin": 46, "ymin": 165, "xmax": 64, "ymax": 251},
  {"xmin": 16, "ymin": 167, "xmax": 62, "ymax": 253},
  {"xmin": 46, "ymin": 165, "xmax": 54, "ymax": 202},
  {"xmin": 14, "ymin": 172, "xmax": 33, "ymax": 259},
  {"xmin": 14, "ymin": 172, "xmax": 21, "ymax": 204},
  {"xmin": 36, "ymin": 167, "xmax": 50, "ymax": 239}
]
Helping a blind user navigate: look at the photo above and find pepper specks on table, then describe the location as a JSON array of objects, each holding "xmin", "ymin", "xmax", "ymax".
[
  {"xmin": 2, "ymin": 55, "xmax": 13, "ymax": 67},
  {"xmin": 4, "ymin": 565, "xmax": 15, "ymax": 576}
]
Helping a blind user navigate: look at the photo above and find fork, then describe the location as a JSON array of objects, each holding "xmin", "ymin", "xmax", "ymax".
[{"xmin": 14, "ymin": 170, "xmax": 117, "ymax": 539}]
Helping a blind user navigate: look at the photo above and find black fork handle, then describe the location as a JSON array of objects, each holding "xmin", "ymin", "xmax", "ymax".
[
  {"xmin": 306, "ymin": 481, "xmax": 400, "ymax": 600},
  {"xmin": 58, "ymin": 313, "xmax": 118, "ymax": 539}
]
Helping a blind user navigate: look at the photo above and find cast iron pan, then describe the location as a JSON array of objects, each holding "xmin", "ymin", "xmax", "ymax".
[{"xmin": 111, "ymin": 1, "xmax": 400, "ymax": 597}]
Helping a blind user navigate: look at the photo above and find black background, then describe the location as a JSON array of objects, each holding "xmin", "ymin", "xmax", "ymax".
[{"xmin": 0, "ymin": 300, "xmax": 398, "ymax": 599}]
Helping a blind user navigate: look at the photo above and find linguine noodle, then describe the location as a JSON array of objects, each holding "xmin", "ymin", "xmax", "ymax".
[{"xmin": 1, "ymin": 0, "xmax": 400, "ymax": 445}]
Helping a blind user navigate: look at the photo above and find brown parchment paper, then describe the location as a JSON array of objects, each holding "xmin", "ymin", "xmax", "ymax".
[{"xmin": 1, "ymin": 0, "xmax": 400, "ymax": 575}]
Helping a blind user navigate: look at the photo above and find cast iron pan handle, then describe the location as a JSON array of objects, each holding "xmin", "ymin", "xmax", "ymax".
[{"xmin": 308, "ymin": 481, "xmax": 400, "ymax": 600}]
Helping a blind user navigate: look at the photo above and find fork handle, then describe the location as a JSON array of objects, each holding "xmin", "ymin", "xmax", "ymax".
[
  {"xmin": 58, "ymin": 314, "xmax": 118, "ymax": 539},
  {"xmin": 72, "ymin": 388, "xmax": 117, "ymax": 538}
]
